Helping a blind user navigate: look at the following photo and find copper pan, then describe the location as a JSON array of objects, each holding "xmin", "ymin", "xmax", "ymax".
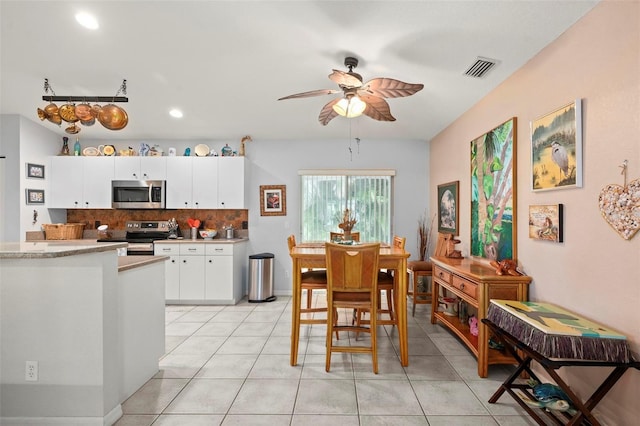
[
  {"xmin": 74, "ymin": 103, "xmax": 93, "ymax": 121},
  {"xmin": 81, "ymin": 116, "xmax": 96, "ymax": 126},
  {"xmin": 98, "ymin": 104, "xmax": 128, "ymax": 130},
  {"xmin": 65, "ymin": 123, "xmax": 80, "ymax": 134},
  {"xmin": 90, "ymin": 104, "xmax": 102, "ymax": 118},
  {"xmin": 37, "ymin": 108, "xmax": 47, "ymax": 121},
  {"xmin": 59, "ymin": 103, "xmax": 79, "ymax": 123},
  {"xmin": 44, "ymin": 102, "xmax": 58, "ymax": 116}
]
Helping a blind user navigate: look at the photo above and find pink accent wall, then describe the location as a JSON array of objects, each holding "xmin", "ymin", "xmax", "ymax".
[{"xmin": 430, "ymin": 2, "xmax": 639, "ymax": 423}]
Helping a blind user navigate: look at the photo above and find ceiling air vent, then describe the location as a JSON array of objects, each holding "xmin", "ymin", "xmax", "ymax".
[{"xmin": 464, "ymin": 57, "xmax": 497, "ymax": 78}]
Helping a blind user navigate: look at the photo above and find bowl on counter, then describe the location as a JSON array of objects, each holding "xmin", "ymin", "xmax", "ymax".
[{"xmin": 199, "ymin": 229, "xmax": 218, "ymax": 239}]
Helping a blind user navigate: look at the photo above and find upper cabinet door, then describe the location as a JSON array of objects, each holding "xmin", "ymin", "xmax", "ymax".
[
  {"xmin": 217, "ymin": 157, "xmax": 245, "ymax": 209},
  {"xmin": 191, "ymin": 157, "xmax": 218, "ymax": 209},
  {"xmin": 49, "ymin": 157, "xmax": 84, "ymax": 208},
  {"xmin": 165, "ymin": 157, "xmax": 193, "ymax": 209},
  {"xmin": 82, "ymin": 157, "xmax": 114, "ymax": 208},
  {"xmin": 114, "ymin": 157, "xmax": 166, "ymax": 180}
]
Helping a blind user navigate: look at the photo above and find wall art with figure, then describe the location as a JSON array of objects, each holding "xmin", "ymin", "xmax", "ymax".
[
  {"xmin": 437, "ymin": 181, "xmax": 459, "ymax": 235},
  {"xmin": 470, "ymin": 117, "xmax": 517, "ymax": 261},
  {"xmin": 531, "ymin": 99, "xmax": 583, "ymax": 191}
]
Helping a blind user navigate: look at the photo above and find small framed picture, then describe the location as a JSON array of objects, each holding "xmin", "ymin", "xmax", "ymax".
[
  {"xmin": 26, "ymin": 163, "xmax": 45, "ymax": 179},
  {"xmin": 437, "ymin": 181, "xmax": 459, "ymax": 235},
  {"xmin": 260, "ymin": 185, "xmax": 286, "ymax": 216},
  {"xmin": 528, "ymin": 204, "xmax": 564, "ymax": 242},
  {"xmin": 26, "ymin": 189, "xmax": 45, "ymax": 205}
]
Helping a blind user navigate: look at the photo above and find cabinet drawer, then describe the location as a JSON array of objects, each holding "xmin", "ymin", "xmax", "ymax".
[
  {"xmin": 154, "ymin": 244, "xmax": 179, "ymax": 255},
  {"xmin": 205, "ymin": 244, "xmax": 233, "ymax": 256},
  {"xmin": 433, "ymin": 265, "xmax": 452, "ymax": 284},
  {"xmin": 452, "ymin": 275, "xmax": 477, "ymax": 299},
  {"xmin": 180, "ymin": 244, "xmax": 205, "ymax": 255}
]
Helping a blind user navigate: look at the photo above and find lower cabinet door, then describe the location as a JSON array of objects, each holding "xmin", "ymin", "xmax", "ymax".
[
  {"xmin": 205, "ymin": 255, "xmax": 233, "ymax": 300},
  {"xmin": 179, "ymin": 255, "xmax": 205, "ymax": 299},
  {"xmin": 165, "ymin": 255, "xmax": 180, "ymax": 299}
]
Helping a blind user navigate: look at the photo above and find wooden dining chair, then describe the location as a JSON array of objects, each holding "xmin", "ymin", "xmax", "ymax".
[
  {"xmin": 325, "ymin": 242, "xmax": 381, "ymax": 373},
  {"xmin": 376, "ymin": 235, "xmax": 405, "ymax": 322},
  {"xmin": 407, "ymin": 232, "xmax": 449, "ymax": 315},
  {"xmin": 287, "ymin": 235, "xmax": 328, "ymax": 315},
  {"xmin": 329, "ymin": 231, "xmax": 360, "ymax": 242}
]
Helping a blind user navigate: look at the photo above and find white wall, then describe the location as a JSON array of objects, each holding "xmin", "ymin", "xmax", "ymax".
[
  {"xmin": 0, "ymin": 114, "xmax": 62, "ymax": 241},
  {"xmin": 429, "ymin": 2, "xmax": 639, "ymax": 424},
  {"xmin": 244, "ymin": 137, "xmax": 430, "ymax": 295}
]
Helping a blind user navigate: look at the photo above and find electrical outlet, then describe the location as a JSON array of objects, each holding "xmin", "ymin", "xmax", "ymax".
[{"xmin": 25, "ymin": 361, "xmax": 38, "ymax": 381}]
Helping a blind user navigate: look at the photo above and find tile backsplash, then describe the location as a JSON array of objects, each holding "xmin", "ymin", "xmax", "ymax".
[{"xmin": 66, "ymin": 209, "xmax": 248, "ymax": 236}]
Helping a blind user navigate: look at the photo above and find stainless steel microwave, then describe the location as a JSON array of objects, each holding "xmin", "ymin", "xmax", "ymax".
[{"xmin": 112, "ymin": 180, "xmax": 166, "ymax": 209}]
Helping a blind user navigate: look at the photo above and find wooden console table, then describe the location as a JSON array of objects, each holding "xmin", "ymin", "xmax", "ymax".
[
  {"xmin": 484, "ymin": 300, "xmax": 639, "ymax": 426},
  {"xmin": 430, "ymin": 256, "xmax": 532, "ymax": 377}
]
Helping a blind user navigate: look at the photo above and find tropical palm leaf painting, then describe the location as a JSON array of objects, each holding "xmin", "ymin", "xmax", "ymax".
[{"xmin": 471, "ymin": 118, "xmax": 517, "ymax": 261}]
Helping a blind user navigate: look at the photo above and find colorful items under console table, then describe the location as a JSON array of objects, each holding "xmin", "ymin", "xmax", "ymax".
[{"xmin": 484, "ymin": 300, "xmax": 639, "ymax": 426}]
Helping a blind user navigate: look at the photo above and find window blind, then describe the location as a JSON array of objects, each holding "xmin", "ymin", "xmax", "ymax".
[{"xmin": 300, "ymin": 171, "xmax": 393, "ymax": 243}]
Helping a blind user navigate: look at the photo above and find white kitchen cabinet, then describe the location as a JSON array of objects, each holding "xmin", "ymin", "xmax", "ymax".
[
  {"xmin": 154, "ymin": 244, "xmax": 180, "ymax": 299},
  {"xmin": 49, "ymin": 156, "xmax": 114, "ymax": 208},
  {"xmin": 179, "ymin": 244, "xmax": 205, "ymax": 300},
  {"xmin": 165, "ymin": 157, "xmax": 219, "ymax": 209},
  {"xmin": 192, "ymin": 157, "xmax": 219, "ymax": 209},
  {"xmin": 165, "ymin": 157, "xmax": 193, "ymax": 208},
  {"xmin": 205, "ymin": 244, "xmax": 234, "ymax": 300},
  {"xmin": 114, "ymin": 157, "xmax": 166, "ymax": 180},
  {"xmin": 217, "ymin": 157, "xmax": 246, "ymax": 209},
  {"xmin": 154, "ymin": 240, "xmax": 247, "ymax": 304}
]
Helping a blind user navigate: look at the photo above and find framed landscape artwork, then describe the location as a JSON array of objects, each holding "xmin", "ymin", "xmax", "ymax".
[
  {"xmin": 529, "ymin": 204, "xmax": 564, "ymax": 243},
  {"xmin": 260, "ymin": 185, "xmax": 286, "ymax": 216},
  {"xmin": 437, "ymin": 181, "xmax": 459, "ymax": 235},
  {"xmin": 531, "ymin": 99, "xmax": 583, "ymax": 191},
  {"xmin": 470, "ymin": 117, "xmax": 517, "ymax": 261}
]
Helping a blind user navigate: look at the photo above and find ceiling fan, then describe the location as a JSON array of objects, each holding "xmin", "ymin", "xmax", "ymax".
[{"xmin": 278, "ymin": 57, "xmax": 424, "ymax": 125}]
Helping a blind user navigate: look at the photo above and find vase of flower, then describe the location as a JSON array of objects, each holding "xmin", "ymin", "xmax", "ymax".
[{"xmin": 338, "ymin": 208, "xmax": 357, "ymax": 240}]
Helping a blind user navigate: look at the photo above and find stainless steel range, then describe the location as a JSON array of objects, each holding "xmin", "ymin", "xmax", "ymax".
[{"xmin": 98, "ymin": 220, "xmax": 176, "ymax": 255}]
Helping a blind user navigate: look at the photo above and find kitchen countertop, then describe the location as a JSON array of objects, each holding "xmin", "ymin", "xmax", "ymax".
[
  {"xmin": 0, "ymin": 240, "xmax": 126, "ymax": 259},
  {"xmin": 118, "ymin": 255, "xmax": 169, "ymax": 272}
]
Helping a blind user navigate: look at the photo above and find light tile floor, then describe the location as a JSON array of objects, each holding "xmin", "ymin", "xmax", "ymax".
[{"xmin": 115, "ymin": 294, "xmax": 541, "ymax": 425}]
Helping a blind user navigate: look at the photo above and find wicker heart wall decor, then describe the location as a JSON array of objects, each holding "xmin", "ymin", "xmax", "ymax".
[{"xmin": 598, "ymin": 160, "xmax": 640, "ymax": 240}]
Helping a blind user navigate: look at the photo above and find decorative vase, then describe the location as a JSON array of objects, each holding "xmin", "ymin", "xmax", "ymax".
[
  {"xmin": 343, "ymin": 230, "xmax": 352, "ymax": 241},
  {"xmin": 59, "ymin": 136, "xmax": 70, "ymax": 156}
]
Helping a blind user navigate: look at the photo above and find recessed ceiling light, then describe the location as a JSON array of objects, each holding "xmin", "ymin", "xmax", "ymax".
[
  {"xmin": 169, "ymin": 109, "xmax": 183, "ymax": 118},
  {"xmin": 75, "ymin": 12, "xmax": 99, "ymax": 30}
]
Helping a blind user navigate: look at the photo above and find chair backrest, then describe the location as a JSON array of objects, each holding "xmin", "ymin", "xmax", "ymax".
[
  {"xmin": 325, "ymin": 242, "xmax": 380, "ymax": 293},
  {"xmin": 392, "ymin": 235, "xmax": 406, "ymax": 250},
  {"xmin": 329, "ymin": 231, "xmax": 361, "ymax": 242},
  {"xmin": 287, "ymin": 234, "xmax": 296, "ymax": 252}
]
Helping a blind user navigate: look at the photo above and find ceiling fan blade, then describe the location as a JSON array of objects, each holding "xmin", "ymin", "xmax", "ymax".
[
  {"xmin": 318, "ymin": 98, "xmax": 340, "ymax": 125},
  {"xmin": 360, "ymin": 95, "xmax": 396, "ymax": 122},
  {"xmin": 359, "ymin": 78, "xmax": 424, "ymax": 99},
  {"xmin": 278, "ymin": 89, "xmax": 340, "ymax": 101},
  {"xmin": 328, "ymin": 70, "xmax": 363, "ymax": 88}
]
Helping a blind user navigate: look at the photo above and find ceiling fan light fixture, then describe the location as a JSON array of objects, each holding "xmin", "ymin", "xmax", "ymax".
[{"xmin": 332, "ymin": 95, "xmax": 366, "ymax": 118}]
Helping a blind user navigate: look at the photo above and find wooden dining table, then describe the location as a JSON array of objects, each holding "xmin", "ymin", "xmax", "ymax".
[{"xmin": 289, "ymin": 242, "xmax": 411, "ymax": 366}]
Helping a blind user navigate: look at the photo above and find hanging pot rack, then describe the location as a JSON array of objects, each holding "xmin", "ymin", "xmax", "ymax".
[{"xmin": 38, "ymin": 78, "xmax": 129, "ymax": 134}]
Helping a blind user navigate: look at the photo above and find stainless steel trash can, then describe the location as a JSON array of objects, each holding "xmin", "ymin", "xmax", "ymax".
[{"xmin": 248, "ymin": 253, "xmax": 276, "ymax": 303}]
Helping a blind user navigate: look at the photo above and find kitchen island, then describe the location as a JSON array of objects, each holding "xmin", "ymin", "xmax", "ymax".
[{"xmin": 0, "ymin": 241, "xmax": 167, "ymax": 426}]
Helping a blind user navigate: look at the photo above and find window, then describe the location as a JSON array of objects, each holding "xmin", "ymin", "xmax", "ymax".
[{"xmin": 299, "ymin": 170, "xmax": 395, "ymax": 243}]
